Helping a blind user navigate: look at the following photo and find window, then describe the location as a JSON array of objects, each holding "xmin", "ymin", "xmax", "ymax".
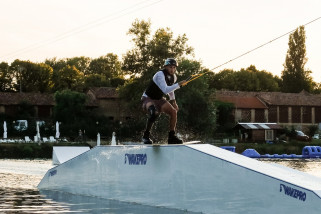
[
  {"xmin": 292, "ymin": 106, "xmax": 300, "ymax": 123},
  {"xmin": 302, "ymin": 106, "xmax": 312, "ymax": 123},
  {"xmin": 268, "ymin": 106, "xmax": 277, "ymax": 122},
  {"xmin": 255, "ymin": 109, "xmax": 265, "ymax": 122},
  {"xmin": 279, "ymin": 106, "xmax": 288, "ymax": 123},
  {"xmin": 265, "ymin": 130, "xmax": 274, "ymax": 141}
]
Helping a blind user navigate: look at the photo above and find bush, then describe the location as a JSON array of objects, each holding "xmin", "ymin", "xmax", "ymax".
[
  {"xmin": 0, "ymin": 143, "xmax": 89, "ymax": 159},
  {"xmin": 308, "ymin": 125, "xmax": 319, "ymax": 136},
  {"xmin": 22, "ymin": 145, "xmax": 34, "ymax": 158}
]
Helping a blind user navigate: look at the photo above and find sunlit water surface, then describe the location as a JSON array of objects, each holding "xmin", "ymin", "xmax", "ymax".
[{"xmin": 0, "ymin": 158, "xmax": 321, "ymax": 213}]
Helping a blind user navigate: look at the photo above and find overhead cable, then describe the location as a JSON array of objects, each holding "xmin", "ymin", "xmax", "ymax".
[
  {"xmin": 1, "ymin": 0, "xmax": 163, "ymax": 60},
  {"xmin": 181, "ymin": 16, "xmax": 321, "ymax": 86}
]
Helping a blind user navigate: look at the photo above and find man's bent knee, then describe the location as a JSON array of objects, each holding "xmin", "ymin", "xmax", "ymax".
[
  {"xmin": 170, "ymin": 108, "xmax": 177, "ymax": 117},
  {"xmin": 148, "ymin": 105, "xmax": 159, "ymax": 122}
]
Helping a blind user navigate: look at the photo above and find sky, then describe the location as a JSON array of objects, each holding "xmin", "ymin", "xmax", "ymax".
[{"xmin": 1, "ymin": 0, "xmax": 321, "ymax": 82}]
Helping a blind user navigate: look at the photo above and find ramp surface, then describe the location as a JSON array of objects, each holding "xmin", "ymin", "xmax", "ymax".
[{"xmin": 40, "ymin": 144, "xmax": 321, "ymax": 214}]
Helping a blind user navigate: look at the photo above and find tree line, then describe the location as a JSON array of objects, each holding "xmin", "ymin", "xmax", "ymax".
[
  {"xmin": 0, "ymin": 53, "xmax": 125, "ymax": 93},
  {"xmin": 0, "ymin": 19, "xmax": 319, "ymax": 140},
  {"xmin": 0, "ymin": 21, "xmax": 319, "ymax": 94}
]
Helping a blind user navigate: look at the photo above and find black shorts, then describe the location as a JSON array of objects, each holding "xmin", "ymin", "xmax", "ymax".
[{"xmin": 141, "ymin": 96, "xmax": 167, "ymax": 112}]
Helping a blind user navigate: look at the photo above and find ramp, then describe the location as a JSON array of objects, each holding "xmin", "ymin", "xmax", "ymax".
[
  {"xmin": 52, "ymin": 146, "xmax": 90, "ymax": 165},
  {"xmin": 39, "ymin": 144, "xmax": 321, "ymax": 214}
]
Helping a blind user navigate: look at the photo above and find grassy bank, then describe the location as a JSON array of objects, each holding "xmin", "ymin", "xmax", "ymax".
[
  {"xmin": 1, "ymin": 140, "xmax": 321, "ymax": 159},
  {"xmin": 0, "ymin": 143, "xmax": 90, "ymax": 159}
]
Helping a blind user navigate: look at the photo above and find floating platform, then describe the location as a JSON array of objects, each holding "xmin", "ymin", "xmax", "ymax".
[
  {"xmin": 241, "ymin": 146, "xmax": 321, "ymax": 159},
  {"xmin": 38, "ymin": 144, "xmax": 321, "ymax": 213}
]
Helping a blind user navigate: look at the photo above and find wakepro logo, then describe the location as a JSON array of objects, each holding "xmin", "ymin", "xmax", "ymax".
[
  {"xmin": 124, "ymin": 153, "xmax": 147, "ymax": 165},
  {"xmin": 280, "ymin": 184, "xmax": 306, "ymax": 202}
]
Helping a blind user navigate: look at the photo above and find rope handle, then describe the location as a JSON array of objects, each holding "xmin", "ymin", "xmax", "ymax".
[{"xmin": 181, "ymin": 73, "xmax": 206, "ymax": 86}]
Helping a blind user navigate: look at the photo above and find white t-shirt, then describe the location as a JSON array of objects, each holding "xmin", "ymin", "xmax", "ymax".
[{"xmin": 143, "ymin": 70, "xmax": 180, "ymax": 100}]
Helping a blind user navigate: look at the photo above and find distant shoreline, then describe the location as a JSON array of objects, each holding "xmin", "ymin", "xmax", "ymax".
[
  {"xmin": 0, "ymin": 143, "xmax": 90, "ymax": 159},
  {"xmin": 1, "ymin": 141, "xmax": 320, "ymax": 159}
]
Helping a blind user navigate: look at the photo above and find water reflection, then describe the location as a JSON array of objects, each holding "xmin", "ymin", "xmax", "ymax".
[
  {"xmin": 0, "ymin": 188, "xmax": 71, "ymax": 213},
  {"xmin": 0, "ymin": 187, "xmax": 199, "ymax": 214},
  {"xmin": 40, "ymin": 189, "xmax": 199, "ymax": 214},
  {"xmin": 262, "ymin": 159, "xmax": 321, "ymax": 178}
]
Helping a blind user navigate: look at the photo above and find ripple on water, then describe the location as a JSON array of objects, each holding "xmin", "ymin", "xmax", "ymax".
[{"xmin": 0, "ymin": 188, "xmax": 73, "ymax": 213}]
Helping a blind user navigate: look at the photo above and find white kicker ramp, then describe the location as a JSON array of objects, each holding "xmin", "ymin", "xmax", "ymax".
[
  {"xmin": 52, "ymin": 146, "xmax": 90, "ymax": 165},
  {"xmin": 39, "ymin": 144, "xmax": 321, "ymax": 213}
]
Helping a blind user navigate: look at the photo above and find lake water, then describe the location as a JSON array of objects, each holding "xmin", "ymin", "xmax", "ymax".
[{"xmin": 1, "ymin": 158, "xmax": 321, "ymax": 213}]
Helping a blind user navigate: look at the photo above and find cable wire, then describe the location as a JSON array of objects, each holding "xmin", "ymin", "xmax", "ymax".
[{"xmin": 181, "ymin": 16, "xmax": 321, "ymax": 86}]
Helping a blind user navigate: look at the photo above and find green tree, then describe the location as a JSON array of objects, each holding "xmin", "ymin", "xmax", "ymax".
[
  {"xmin": 45, "ymin": 56, "xmax": 91, "ymax": 75},
  {"xmin": 31, "ymin": 63, "xmax": 53, "ymax": 93},
  {"xmin": 17, "ymin": 101, "xmax": 35, "ymax": 119},
  {"xmin": 88, "ymin": 53, "xmax": 122, "ymax": 77},
  {"xmin": 46, "ymin": 55, "xmax": 126, "ymax": 90},
  {"xmin": 209, "ymin": 66, "xmax": 280, "ymax": 92},
  {"xmin": 255, "ymin": 69, "xmax": 281, "ymax": 91},
  {"xmin": 10, "ymin": 60, "xmax": 52, "ymax": 92},
  {"xmin": 281, "ymin": 26, "xmax": 314, "ymax": 93},
  {"xmin": 214, "ymin": 101, "xmax": 235, "ymax": 132},
  {"xmin": 54, "ymin": 90, "xmax": 87, "ymax": 122},
  {"xmin": 237, "ymin": 66, "xmax": 280, "ymax": 91},
  {"xmin": 110, "ymin": 77, "xmax": 126, "ymax": 87},
  {"xmin": 0, "ymin": 62, "xmax": 14, "ymax": 92},
  {"xmin": 66, "ymin": 56, "xmax": 91, "ymax": 75},
  {"xmin": 209, "ymin": 65, "xmax": 280, "ymax": 91},
  {"xmin": 53, "ymin": 89, "xmax": 118, "ymax": 139},
  {"xmin": 84, "ymin": 74, "xmax": 109, "ymax": 89},
  {"xmin": 86, "ymin": 53, "xmax": 125, "ymax": 88},
  {"xmin": 54, "ymin": 90, "xmax": 88, "ymax": 137},
  {"xmin": 45, "ymin": 57, "xmax": 67, "ymax": 72},
  {"xmin": 235, "ymin": 68, "xmax": 259, "ymax": 91},
  {"xmin": 176, "ymin": 59, "xmax": 217, "ymax": 136},
  {"xmin": 122, "ymin": 19, "xmax": 193, "ymax": 80},
  {"xmin": 51, "ymin": 65, "xmax": 84, "ymax": 92},
  {"xmin": 208, "ymin": 69, "xmax": 236, "ymax": 90},
  {"xmin": 46, "ymin": 57, "xmax": 90, "ymax": 92},
  {"xmin": 313, "ymin": 82, "xmax": 321, "ymax": 94}
]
